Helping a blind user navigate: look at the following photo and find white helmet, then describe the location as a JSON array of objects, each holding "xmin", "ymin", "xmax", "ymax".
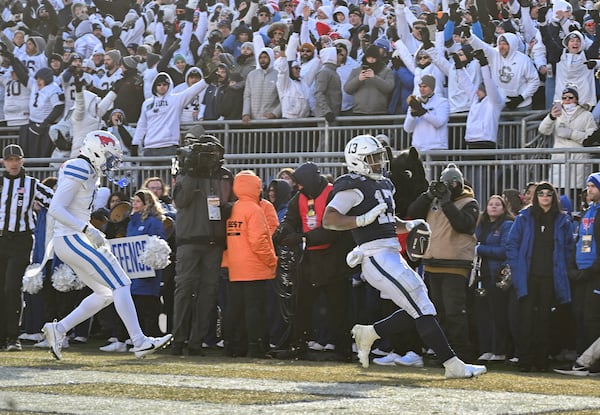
[
  {"xmin": 344, "ymin": 134, "xmax": 388, "ymax": 180},
  {"xmin": 80, "ymin": 130, "xmax": 123, "ymax": 176}
]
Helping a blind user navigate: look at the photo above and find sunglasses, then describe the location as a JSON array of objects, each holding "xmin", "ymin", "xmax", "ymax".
[
  {"xmin": 537, "ymin": 190, "xmax": 554, "ymax": 197},
  {"xmin": 562, "ymin": 95, "xmax": 575, "ymax": 100}
]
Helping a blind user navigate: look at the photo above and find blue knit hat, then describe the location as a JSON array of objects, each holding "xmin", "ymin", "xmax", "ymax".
[{"xmin": 588, "ymin": 172, "xmax": 600, "ymax": 189}]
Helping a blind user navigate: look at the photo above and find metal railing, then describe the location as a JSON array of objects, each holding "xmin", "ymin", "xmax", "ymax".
[{"xmin": 5, "ymin": 110, "xmax": 595, "ymax": 205}]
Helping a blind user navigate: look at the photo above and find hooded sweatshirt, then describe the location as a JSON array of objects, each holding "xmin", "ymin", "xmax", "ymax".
[
  {"xmin": 242, "ymin": 47, "xmax": 281, "ymax": 119},
  {"xmin": 133, "ymin": 72, "xmax": 208, "ymax": 149},
  {"xmin": 173, "ymin": 66, "xmax": 206, "ymax": 123},
  {"xmin": 226, "ymin": 171, "xmax": 278, "ymax": 282}
]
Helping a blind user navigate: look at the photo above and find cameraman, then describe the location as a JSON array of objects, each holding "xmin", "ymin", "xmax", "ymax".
[
  {"xmin": 407, "ymin": 163, "xmax": 479, "ymax": 361},
  {"xmin": 170, "ymin": 126, "xmax": 234, "ymax": 356}
]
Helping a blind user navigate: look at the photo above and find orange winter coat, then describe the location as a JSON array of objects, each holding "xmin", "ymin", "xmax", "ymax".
[{"xmin": 226, "ymin": 172, "xmax": 278, "ymax": 281}]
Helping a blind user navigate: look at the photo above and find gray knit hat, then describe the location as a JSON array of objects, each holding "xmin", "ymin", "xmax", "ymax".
[{"xmin": 105, "ymin": 49, "xmax": 121, "ymax": 65}]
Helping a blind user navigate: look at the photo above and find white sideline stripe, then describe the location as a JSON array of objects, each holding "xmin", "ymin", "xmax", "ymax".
[{"xmin": 1, "ymin": 366, "xmax": 600, "ymax": 414}]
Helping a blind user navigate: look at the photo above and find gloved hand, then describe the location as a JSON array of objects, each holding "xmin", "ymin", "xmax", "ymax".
[
  {"xmin": 110, "ymin": 78, "xmax": 123, "ymax": 94},
  {"xmin": 436, "ymin": 13, "xmax": 448, "ymax": 31},
  {"xmin": 73, "ymin": 72, "xmax": 85, "ymax": 92},
  {"xmin": 292, "ymin": 16, "xmax": 303, "ymax": 34},
  {"xmin": 346, "ymin": 246, "xmax": 364, "ymax": 268},
  {"xmin": 356, "ymin": 202, "xmax": 387, "ymax": 227},
  {"xmin": 556, "ymin": 125, "xmax": 573, "ymax": 138},
  {"xmin": 52, "ymin": 129, "xmax": 71, "ymax": 151},
  {"xmin": 405, "ymin": 218, "xmax": 430, "ymax": 233},
  {"xmin": 451, "ymin": 53, "xmax": 466, "ymax": 69},
  {"xmin": 583, "ymin": 128, "xmax": 600, "ymax": 147},
  {"xmin": 500, "ymin": 7, "xmax": 510, "ymax": 20},
  {"xmin": 449, "ymin": 3, "xmax": 462, "ymax": 24},
  {"xmin": 251, "ymin": 16, "xmax": 261, "ymax": 32},
  {"xmin": 585, "ymin": 60, "xmax": 597, "ymax": 70},
  {"xmin": 0, "ymin": 42, "xmax": 11, "ymax": 58},
  {"xmin": 472, "ymin": 49, "xmax": 488, "ymax": 66},
  {"xmin": 438, "ymin": 185, "xmax": 452, "ymax": 204},
  {"xmin": 591, "ymin": 9, "xmax": 600, "ymax": 24},
  {"xmin": 407, "ymin": 95, "xmax": 427, "ymax": 116},
  {"xmin": 85, "ymin": 225, "xmax": 108, "ymax": 248},
  {"xmin": 468, "ymin": 5, "xmax": 478, "ymax": 22},
  {"xmin": 537, "ymin": 6, "xmax": 549, "ymax": 23},
  {"xmin": 391, "ymin": 55, "xmax": 403, "ymax": 70},
  {"xmin": 505, "ymin": 95, "xmax": 524, "ymax": 110},
  {"xmin": 419, "ymin": 27, "xmax": 434, "ymax": 49},
  {"xmin": 458, "ymin": 25, "xmax": 471, "ymax": 39},
  {"xmin": 425, "ymin": 12, "xmax": 436, "ymax": 26},
  {"xmin": 281, "ymin": 232, "xmax": 305, "ymax": 246},
  {"xmin": 325, "ymin": 112, "xmax": 335, "ymax": 123}
]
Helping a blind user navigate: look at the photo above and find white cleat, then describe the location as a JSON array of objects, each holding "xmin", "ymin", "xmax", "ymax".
[
  {"xmin": 351, "ymin": 324, "xmax": 380, "ymax": 368},
  {"xmin": 394, "ymin": 351, "xmax": 424, "ymax": 368},
  {"xmin": 131, "ymin": 334, "xmax": 173, "ymax": 359},
  {"xmin": 444, "ymin": 356, "xmax": 487, "ymax": 379},
  {"xmin": 42, "ymin": 320, "xmax": 66, "ymax": 361}
]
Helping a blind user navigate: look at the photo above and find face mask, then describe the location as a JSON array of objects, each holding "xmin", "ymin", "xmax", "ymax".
[{"xmin": 563, "ymin": 103, "xmax": 577, "ymax": 111}]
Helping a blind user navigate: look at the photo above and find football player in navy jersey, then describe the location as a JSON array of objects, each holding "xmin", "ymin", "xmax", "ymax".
[{"xmin": 323, "ymin": 134, "xmax": 487, "ymax": 378}]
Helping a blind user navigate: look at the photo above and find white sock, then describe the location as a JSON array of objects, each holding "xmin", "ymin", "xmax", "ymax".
[
  {"xmin": 113, "ymin": 285, "xmax": 145, "ymax": 347},
  {"xmin": 60, "ymin": 292, "xmax": 112, "ymax": 334}
]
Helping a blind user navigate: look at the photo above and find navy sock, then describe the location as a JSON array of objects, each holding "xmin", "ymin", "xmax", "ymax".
[{"xmin": 415, "ymin": 314, "xmax": 455, "ymax": 363}]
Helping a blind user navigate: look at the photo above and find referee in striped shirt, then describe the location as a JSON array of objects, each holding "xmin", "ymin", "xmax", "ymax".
[{"xmin": 0, "ymin": 144, "xmax": 53, "ymax": 351}]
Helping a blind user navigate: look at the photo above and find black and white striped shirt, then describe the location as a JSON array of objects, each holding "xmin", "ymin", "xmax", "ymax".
[{"xmin": 0, "ymin": 170, "xmax": 53, "ymax": 234}]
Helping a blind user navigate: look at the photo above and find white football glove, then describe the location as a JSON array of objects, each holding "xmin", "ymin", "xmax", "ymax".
[
  {"xmin": 346, "ymin": 246, "xmax": 364, "ymax": 268},
  {"xmin": 405, "ymin": 219, "xmax": 430, "ymax": 233},
  {"xmin": 356, "ymin": 202, "xmax": 387, "ymax": 228},
  {"xmin": 85, "ymin": 225, "xmax": 107, "ymax": 248}
]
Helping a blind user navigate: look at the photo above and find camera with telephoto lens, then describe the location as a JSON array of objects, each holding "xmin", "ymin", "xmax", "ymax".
[
  {"xmin": 429, "ymin": 181, "xmax": 450, "ymax": 198},
  {"xmin": 177, "ymin": 139, "xmax": 224, "ymax": 177}
]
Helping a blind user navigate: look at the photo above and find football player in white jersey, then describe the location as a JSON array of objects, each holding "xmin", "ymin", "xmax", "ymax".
[
  {"xmin": 322, "ymin": 134, "xmax": 487, "ymax": 378},
  {"xmin": 43, "ymin": 130, "xmax": 172, "ymax": 360}
]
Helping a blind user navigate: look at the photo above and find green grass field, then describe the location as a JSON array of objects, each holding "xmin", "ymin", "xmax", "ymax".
[{"xmin": 1, "ymin": 340, "xmax": 600, "ymax": 414}]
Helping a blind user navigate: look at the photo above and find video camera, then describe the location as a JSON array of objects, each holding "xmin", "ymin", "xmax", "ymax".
[
  {"xmin": 176, "ymin": 138, "xmax": 224, "ymax": 177},
  {"xmin": 429, "ymin": 181, "xmax": 450, "ymax": 199}
]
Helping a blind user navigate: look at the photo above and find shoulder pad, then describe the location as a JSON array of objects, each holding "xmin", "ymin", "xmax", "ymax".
[
  {"xmin": 333, "ymin": 173, "xmax": 364, "ymax": 192},
  {"xmin": 62, "ymin": 158, "xmax": 93, "ymax": 181}
]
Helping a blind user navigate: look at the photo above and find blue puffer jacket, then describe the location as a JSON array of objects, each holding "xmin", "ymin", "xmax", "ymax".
[
  {"xmin": 506, "ymin": 206, "xmax": 573, "ymax": 304},
  {"xmin": 127, "ymin": 212, "xmax": 166, "ymax": 297},
  {"xmin": 476, "ymin": 218, "xmax": 514, "ymax": 284}
]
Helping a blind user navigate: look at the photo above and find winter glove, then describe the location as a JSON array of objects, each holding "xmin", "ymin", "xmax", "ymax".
[
  {"xmin": 110, "ymin": 78, "xmax": 123, "ymax": 94},
  {"xmin": 85, "ymin": 225, "xmax": 108, "ymax": 248},
  {"xmin": 73, "ymin": 72, "xmax": 85, "ymax": 92},
  {"xmin": 405, "ymin": 218, "xmax": 430, "ymax": 233},
  {"xmin": 407, "ymin": 95, "xmax": 427, "ymax": 116},
  {"xmin": 425, "ymin": 12, "xmax": 436, "ymax": 25},
  {"xmin": 500, "ymin": 7, "xmax": 510, "ymax": 20},
  {"xmin": 325, "ymin": 112, "xmax": 335, "ymax": 123},
  {"xmin": 468, "ymin": 5, "xmax": 479, "ymax": 22},
  {"xmin": 293, "ymin": 16, "xmax": 303, "ymax": 34},
  {"xmin": 391, "ymin": 55, "xmax": 403, "ymax": 70},
  {"xmin": 556, "ymin": 125, "xmax": 573, "ymax": 138},
  {"xmin": 251, "ymin": 16, "xmax": 261, "ymax": 32},
  {"xmin": 436, "ymin": 13, "xmax": 449, "ymax": 31},
  {"xmin": 449, "ymin": 3, "xmax": 462, "ymax": 24},
  {"xmin": 419, "ymin": 27, "xmax": 434, "ymax": 49},
  {"xmin": 591, "ymin": 9, "xmax": 600, "ymax": 24},
  {"xmin": 356, "ymin": 202, "xmax": 387, "ymax": 227},
  {"xmin": 505, "ymin": 95, "xmax": 524, "ymax": 110},
  {"xmin": 0, "ymin": 42, "xmax": 11, "ymax": 58},
  {"xmin": 585, "ymin": 60, "xmax": 597, "ymax": 70},
  {"xmin": 458, "ymin": 25, "xmax": 471, "ymax": 39},
  {"xmin": 281, "ymin": 232, "xmax": 305, "ymax": 246},
  {"xmin": 519, "ymin": 0, "xmax": 531, "ymax": 7},
  {"xmin": 346, "ymin": 246, "xmax": 364, "ymax": 268},
  {"xmin": 537, "ymin": 6, "xmax": 549, "ymax": 23},
  {"xmin": 583, "ymin": 128, "xmax": 600, "ymax": 147},
  {"xmin": 472, "ymin": 49, "xmax": 488, "ymax": 66},
  {"xmin": 451, "ymin": 53, "xmax": 466, "ymax": 69}
]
